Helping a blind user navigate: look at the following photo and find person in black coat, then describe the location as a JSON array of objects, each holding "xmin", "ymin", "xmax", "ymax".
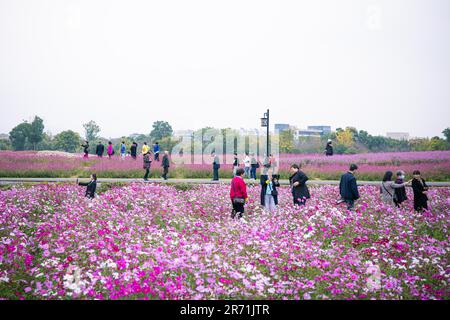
[
  {"xmin": 96, "ymin": 142, "xmax": 105, "ymax": 158},
  {"xmin": 339, "ymin": 164, "xmax": 359, "ymax": 210},
  {"xmin": 77, "ymin": 174, "xmax": 97, "ymax": 199},
  {"xmin": 325, "ymin": 140, "xmax": 333, "ymax": 156},
  {"xmin": 411, "ymin": 170, "xmax": 429, "ymax": 211},
  {"xmin": 394, "ymin": 170, "xmax": 408, "ymax": 207},
  {"xmin": 143, "ymin": 151, "xmax": 152, "ymax": 181},
  {"xmin": 161, "ymin": 151, "xmax": 170, "ymax": 180},
  {"xmin": 289, "ymin": 164, "xmax": 310, "ymax": 206},
  {"xmin": 130, "ymin": 142, "xmax": 138, "ymax": 159}
]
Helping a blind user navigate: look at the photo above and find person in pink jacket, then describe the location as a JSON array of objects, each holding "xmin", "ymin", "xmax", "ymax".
[{"xmin": 107, "ymin": 141, "xmax": 114, "ymax": 159}]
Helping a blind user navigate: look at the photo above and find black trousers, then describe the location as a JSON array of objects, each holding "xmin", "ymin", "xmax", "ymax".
[
  {"xmin": 155, "ymin": 153, "xmax": 159, "ymax": 161},
  {"xmin": 144, "ymin": 168, "xmax": 150, "ymax": 180},
  {"xmin": 213, "ymin": 167, "xmax": 219, "ymax": 180},
  {"xmin": 162, "ymin": 167, "xmax": 169, "ymax": 179},
  {"xmin": 231, "ymin": 200, "xmax": 244, "ymax": 218}
]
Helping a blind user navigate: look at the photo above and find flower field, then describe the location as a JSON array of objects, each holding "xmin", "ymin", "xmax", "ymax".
[
  {"xmin": 1, "ymin": 182, "xmax": 449, "ymax": 300},
  {"xmin": 0, "ymin": 150, "xmax": 450, "ymax": 181}
]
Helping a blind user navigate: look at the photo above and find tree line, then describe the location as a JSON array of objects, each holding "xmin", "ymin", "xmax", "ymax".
[
  {"xmin": 278, "ymin": 127, "xmax": 450, "ymax": 154},
  {"xmin": 1, "ymin": 116, "xmax": 449, "ymax": 154}
]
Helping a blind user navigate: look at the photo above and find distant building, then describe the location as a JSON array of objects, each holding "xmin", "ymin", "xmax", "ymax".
[
  {"xmin": 0, "ymin": 134, "xmax": 9, "ymax": 140},
  {"xmin": 294, "ymin": 129, "xmax": 323, "ymax": 138},
  {"xmin": 386, "ymin": 132, "xmax": 409, "ymax": 141},
  {"xmin": 173, "ymin": 130, "xmax": 194, "ymax": 137},
  {"xmin": 274, "ymin": 123, "xmax": 290, "ymax": 133},
  {"xmin": 307, "ymin": 126, "xmax": 331, "ymax": 135}
]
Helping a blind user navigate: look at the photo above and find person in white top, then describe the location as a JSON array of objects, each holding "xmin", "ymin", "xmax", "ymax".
[{"xmin": 243, "ymin": 152, "xmax": 251, "ymax": 179}]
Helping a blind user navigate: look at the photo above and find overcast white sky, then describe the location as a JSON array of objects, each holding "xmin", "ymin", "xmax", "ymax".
[{"xmin": 1, "ymin": 0, "xmax": 449, "ymax": 139}]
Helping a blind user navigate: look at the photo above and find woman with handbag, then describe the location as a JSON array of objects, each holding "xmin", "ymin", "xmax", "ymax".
[
  {"xmin": 230, "ymin": 168, "xmax": 248, "ymax": 219},
  {"xmin": 380, "ymin": 171, "xmax": 410, "ymax": 206}
]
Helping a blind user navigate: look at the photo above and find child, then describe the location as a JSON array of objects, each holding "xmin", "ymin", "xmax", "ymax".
[{"xmin": 77, "ymin": 174, "xmax": 97, "ymax": 199}]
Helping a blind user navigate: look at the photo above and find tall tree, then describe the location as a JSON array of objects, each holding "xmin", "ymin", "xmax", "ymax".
[
  {"xmin": 279, "ymin": 129, "xmax": 295, "ymax": 153},
  {"xmin": 149, "ymin": 121, "xmax": 173, "ymax": 142},
  {"xmin": 28, "ymin": 116, "xmax": 45, "ymax": 150},
  {"xmin": 53, "ymin": 130, "xmax": 81, "ymax": 153},
  {"xmin": 443, "ymin": 128, "xmax": 450, "ymax": 143},
  {"xmin": 9, "ymin": 122, "xmax": 31, "ymax": 151},
  {"xmin": 336, "ymin": 128, "xmax": 354, "ymax": 147},
  {"xmin": 83, "ymin": 120, "xmax": 101, "ymax": 142}
]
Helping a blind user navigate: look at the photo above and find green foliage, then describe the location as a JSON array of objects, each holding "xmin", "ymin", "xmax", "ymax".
[
  {"xmin": 83, "ymin": 120, "xmax": 101, "ymax": 142},
  {"xmin": 443, "ymin": 128, "xmax": 450, "ymax": 142},
  {"xmin": 9, "ymin": 122, "xmax": 31, "ymax": 151},
  {"xmin": 28, "ymin": 116, "xmax": 45, "ymax": 150},
  {"xmin": 279, "ymin": 129, "xmax": 295, "ymax": 153},
  {"xmin": 36, "ymin": 133, "xmax": 55, "ymax": 151},
  {"xmin": 0, "ymin": 139, "xmax": 12, "ymax": 150},
  {"xmin": 150, "ymin": 121, "xmax": 173, "ymax": 142},
  {"xmin": 172, "ymin": 183, "xmax": 197, "ymax": 192},
  {"xmin": 53, "ymin": 130, "xmax": 81, "ymax": 153}
]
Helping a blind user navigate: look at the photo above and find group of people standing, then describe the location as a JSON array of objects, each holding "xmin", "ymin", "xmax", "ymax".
[
  {"xmin": 230, "ymin": 162, "xmax": 311, "ymax": 219},
  {"xmin": 81, "ymin": 140, "xmax": 161, "ymax": 160},
  {"xmin": 230, "ymin": 162, "xmax": 431, "ymax": 220},
  {"xmin": 337, "ymin": 165, "xmax": 429, "ymax": 212}
]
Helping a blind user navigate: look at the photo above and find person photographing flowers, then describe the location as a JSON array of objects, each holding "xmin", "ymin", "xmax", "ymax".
[{"xmin": 77, "ymin": 174, "xmax": 97, "ymax": 199}]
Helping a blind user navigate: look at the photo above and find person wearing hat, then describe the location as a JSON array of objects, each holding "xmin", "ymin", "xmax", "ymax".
[{"xmin": 325, "ymin": 139, "xmax": 334, "ymax": 156}]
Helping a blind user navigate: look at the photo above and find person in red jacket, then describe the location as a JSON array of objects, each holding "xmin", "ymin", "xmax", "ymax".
[{"xmin": 230, "ymin": 168, "xmax": 248, "ymax": 219}]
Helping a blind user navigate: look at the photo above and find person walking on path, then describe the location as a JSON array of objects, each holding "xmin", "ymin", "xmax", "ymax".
[
  {"xmin": 77, "ymin": 173, "xmax": 97, "ymax": 199},
  {"xmin": 130, "ymin": 142, "xmax": 138, "ymax": 160},
  {"xmin": 161, "ymin": 151, "xmax": 170, "ymax": 180},
  {"xmin": 81, "ymin": 140, "xmax": 89, "ymax": 158},
  {"xmin": 325, "ymin": 139, "xmax": 334, "ymax": 156},
  {"xmin": 289, "ymin": 164, "xmax": 310, "ymax": 206},
  {"xmin": 339, "ymin": 164, "xmax": 360, "ymax": 210},
  {"xmin": 243, "ymin": 152, "xmax": 251, "ymax": 179},
  {"xmin": 120, "ymin": 141, "xmax": 126, "ymax": 159},
  {"xmin": 107, "ymin": 141, "xmax": 114, "ymax": 159},
  {"xmin": 96, "ymin": 141, "xmax": 104, "ymax": 158},
  {"xmin": 153, "ymin": 142, "xmax": 160, "ymax": 161},
  {"xmin": 142, "ymin": 142, "xmax": 150, "ymax": 155},
  {"xmin": 212, "ymin": 152, "xmax": 220, "ymax": 181},
  {"xmin": 233, "ymin": 153, "xmax": 240, "ymax": 176},
  {"xmin": 143, "ymin": 151, "xmax": 152, "ymax": 181},
  {"xmin": 230, "ymin": 168, "xmax": 248, "ymax": 219},
  {"xmin": 263, "ymin": 170, "xmax": 279, "ymax": 212},
  {"xmin": 250, "ymin": 153, "xmax": 258, "ymax": 180},
  {"xmin": 394, "ymin": 170, "xmax": 408, "ymax": 207},
  {"xmin": 380, "ymin": 171, "xmax": 410, "ymax": 206},
  {"xmin": 411, "ymin": 170, "xmax": 429, "ymax": 212}
]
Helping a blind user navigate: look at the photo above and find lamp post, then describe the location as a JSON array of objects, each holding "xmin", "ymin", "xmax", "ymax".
[{"xmin": 260, "ymin": 108, "xmax": 270, "ymax": 156}]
